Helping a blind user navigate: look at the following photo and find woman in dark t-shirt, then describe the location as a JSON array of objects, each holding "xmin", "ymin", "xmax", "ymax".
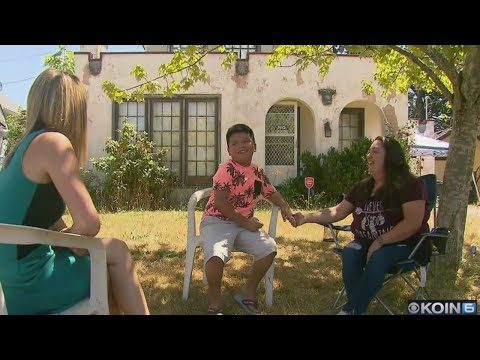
[{"xmin": 293, "ymin": 136, "xmax": 428, "ymax": 315}]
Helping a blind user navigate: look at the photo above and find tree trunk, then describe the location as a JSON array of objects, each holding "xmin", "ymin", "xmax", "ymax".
[{"xmin": 437, "ymin": 47, "xmax": 480, "ymax": 272}]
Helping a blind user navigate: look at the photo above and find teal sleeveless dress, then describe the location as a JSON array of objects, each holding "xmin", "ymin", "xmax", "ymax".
[{"xmin": 0, "ymin": 129, "xmax": 91, "ymax": 314}]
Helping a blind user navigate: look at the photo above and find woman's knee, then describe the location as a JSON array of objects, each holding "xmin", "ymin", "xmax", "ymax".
[
  {"xmin": 342, "ymin": 241, "xmax": 364, "ymax": 262},
  {"xmin": 102, "ymin": 237, "xmax": 131, "ymax": 260}
]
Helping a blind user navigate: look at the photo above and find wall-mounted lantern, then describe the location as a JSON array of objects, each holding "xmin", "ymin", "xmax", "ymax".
[
  {"xmin": 318, "ymin": 88, "xmax": 336, "ymax": 105},
  {"xmin": 324, "ymin": 120, "xmax": 332, "ymax": 138}
]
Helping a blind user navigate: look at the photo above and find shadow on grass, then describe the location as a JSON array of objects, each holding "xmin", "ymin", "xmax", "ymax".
[{"xmin": 128, "ymin": 235, "xmax": 455, "ymax": 315}]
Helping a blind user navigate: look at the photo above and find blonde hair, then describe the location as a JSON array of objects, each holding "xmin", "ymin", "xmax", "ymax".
[{"xmin": 5, "ymin": 68, "xmax": 88, "ymax": 166}]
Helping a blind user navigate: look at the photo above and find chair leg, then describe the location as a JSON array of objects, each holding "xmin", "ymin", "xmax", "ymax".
[
  {"xmin": 202, "ymin": 262, "xmax": 208, "ymax": 285},
  {"xmin": 265, "ymin": 262, "xmax": 274, "ymax": 308},
  {"xmin": 183, "ymin": 243, "xmax": 197, "ymax": 301},
  {"xmin": 333, "ymin": 287, "xmax": 346, "ymax": 310},
  {"xmin": 374, "ymin": 295, "xmax": 395, "ymax": 315}
]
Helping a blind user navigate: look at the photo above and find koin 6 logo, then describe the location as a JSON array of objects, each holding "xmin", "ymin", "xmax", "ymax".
[{"xmin": 408, "ymin": 300, "xmax": 477, "ymax": 315}]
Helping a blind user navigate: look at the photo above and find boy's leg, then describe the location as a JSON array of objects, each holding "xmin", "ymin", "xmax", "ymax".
[
  {"xmin": 205, "ymin": 257, "xmax": 224, "ymax": 310},
  {"xmin": 235, "ymin": 229, "xmax": 277, "ymax": 301},
  {"xmin": 200, "ymin": 217, "xmax": 240, "ymax": 311},
  {"xmin": 244, "ymin": 252, "xmax": 276, "ymax": 301}
]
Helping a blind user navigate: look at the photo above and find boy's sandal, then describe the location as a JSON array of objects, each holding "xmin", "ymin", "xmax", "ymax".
[
  {"xmin": 207, "ymin": 307, "xmax": 223, "ymax": 315},
  {"xmin": 233, "ymin": 293, "xmax": 260, "ymax": 315}
]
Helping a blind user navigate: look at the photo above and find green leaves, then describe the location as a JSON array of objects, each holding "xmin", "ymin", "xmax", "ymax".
[
  {"xmin": 43, "ymin": 45, "xmax": 76, "ymax": 75},
  {"xmin": 268, "ymin": 45, "xmax": 464, "ymax": 104},
  {"xmin": 4, "ymin": 109, "xmax": 26, "ymax": 155},
  {"xmin": 90, "ymin": 121, "xmax": 175, "ymax": 211},
  {"xmin": 104, "ymin": 45, "xmax": 226, "ymax": 102}
]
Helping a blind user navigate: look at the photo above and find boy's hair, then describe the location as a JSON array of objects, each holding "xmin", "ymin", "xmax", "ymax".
[{"xmin": 226, "ymin": 124, "xmax": 256, "ymax": 145}]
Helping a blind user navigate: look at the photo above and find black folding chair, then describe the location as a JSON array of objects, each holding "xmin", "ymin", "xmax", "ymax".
[{"xmin": 326, "ymin": 174, "xmax": 450, "ymax": 314}]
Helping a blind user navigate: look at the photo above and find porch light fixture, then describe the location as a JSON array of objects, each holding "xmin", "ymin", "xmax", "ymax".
[
  {"xmin": 324, "ymin": 121, "xmax": 332, "ymax": 138},
  {"xmin": 318, "ymin": 88, "xmax": 336, "ymax": 105}
]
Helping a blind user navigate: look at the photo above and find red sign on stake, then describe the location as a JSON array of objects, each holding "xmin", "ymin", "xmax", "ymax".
[{"xmin": 304, "ymin": 177, "xmax": 315, "ymax": 189}]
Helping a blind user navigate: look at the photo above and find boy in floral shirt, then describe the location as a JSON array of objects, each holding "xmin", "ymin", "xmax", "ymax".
[{"xmin": 200, "ymin": 124, "xmax": 296, "ymax": 314}]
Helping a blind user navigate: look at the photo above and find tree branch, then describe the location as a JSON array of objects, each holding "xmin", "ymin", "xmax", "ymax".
[
  {"xmin": 388, "ymin": 45, "xmax": 453, "ymax": 103},
  {"xmin": 415, "ymin": 45, "xmax": 459, "ymax": 91},
  {"xmin": 124, "ymin": 45, "xmax": 222, "ymax": 92}
]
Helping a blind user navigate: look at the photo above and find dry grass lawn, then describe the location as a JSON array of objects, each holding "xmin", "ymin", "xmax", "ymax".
[{"xmin": 69, "ymin": 206, "xmax": 479, "ymax": 315}]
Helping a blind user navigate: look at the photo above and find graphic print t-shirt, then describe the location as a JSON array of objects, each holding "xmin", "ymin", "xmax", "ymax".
[
  {"xmin": 345, "ymin": 177, "xmax": 429, "ymax": 246},
  {"xmin": 203, "ymin": 159, "xmax": 277, "ymax": 220}
]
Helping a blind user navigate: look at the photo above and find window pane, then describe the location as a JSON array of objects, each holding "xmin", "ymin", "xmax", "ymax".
[
  {"xmin": 350, "ymin": 126, "xmax": 359, "ymax": 139},
  {"xmin": 171, "ymin": 147, "xmax": 181, "ymax": 161},
  {"xmin": 188, "ymin": 146, "xmax": 196, "ymax": 161},
  {"xmin": 162, "ymin": 133, "xmax": 171, "ymax": 146},
  {"xmin": 153, "ymin": 132, "xmax": 162, "ymax": 144},
  {"xmin": 206, "ymin": 117, "xmax": 215, "ymax": 131},
  {"xmin": 197, "ymin": 147, "xmax": 207, "ymax": 161},
  {"xmin": 197, "ymin": 117, "xmax": 206, "ymax": 131},
  {"xmin": 188, "ymin": 132, "xmax": 196, "ymax": 145},
  {"xmin": 172, "ymin": 102, "xmax": 180, "ymax": 116},
  {"xmin": 119, "ymin": 103, "xmax": 128, "ymax": 116},
  {"xmin": 207, "ymin": 147, "xmax": 215, "ymax": 161},
  {"xmin": 207, "ymin": 162, "xmax": 216, "ymax": 176},
  {"xmin": 162, "ymin": 102, "xmax": 172, "ymax": 116},
  {"xmin": 137, "ymin": 117, "xmax": 145, "ymax": 132},
  {"xmin": 197, "ymin": 133, "xmax": 206, "ymax": 146},
  {"xmin": 138, "ymin": 103, "xmax": 145, "ymax": 116},
  {"xmin": 154, "ymin": 102, "xmax": 163, "ymax": 115},
  {"xmin": 207, "ymin": 132, "xmax": 215, "ymax": 146},
  {"xmin": 171, "ymin": 162, "xmax": 181, "ymax": 174},
  {"xmin": 188, "ymin": 162, "xmax": 196, "ymax": 176},
  {"xmin": 163, "ymin": 149, "xmax": 171, "ymax": 162},
  {"xmin": 128, "ymin": 102, "xmax": 138, "ymax": 116},
  {"xmin": 188, "ymin": 102, "xmax": 196, "ymax": 116},
  {"xmin": 197, "ymin": 162, "xmax": 206, "ymax": 176},
  {"xmin": 197, "ymin": 102, "xmax": 206, "ymax": 116},
  {"xmin": 172, "ymin": 117, "xmax": 180, "ymax": 131},
  {"xmin": 153, "ymin": 117, "xmax": 162, "ymax": 131},
  {"xmin": 188, "ymin": 116, "xmax": 196, "ymax": 131},
  {"xmin": 163, "ymin": 117, "xmax": 171, "ymax": 131},
  {"xmin": 171, "ymin": 131, "xmax": 180, "ymax": 146},
  {"xmin": 117, "ymin": 117, "xmax": 126, "ymax": 129},
  {"xmin": 341, "ymin": 127, "xmax": 350, "ymax": 139},
  {"xmin": 207, "ymin": 102, "xmax": 215, "ymax": 116}
]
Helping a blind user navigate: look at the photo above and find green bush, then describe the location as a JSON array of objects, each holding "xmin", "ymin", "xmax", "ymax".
[
  {"xmin": 278, "ymin": 137, "xmax": 372, "ymax": 208},
  {"xmin": 4, "ymin": 109, "xmax": 26, "ymax": 155},
  {"xmin": 90, "ymin": 121, "xmax": 177, "ymax": 211}
]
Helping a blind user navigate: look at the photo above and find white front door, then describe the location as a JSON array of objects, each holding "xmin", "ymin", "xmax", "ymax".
[{"xmin": 265, "ymin": 102, "xmax": 297, "ymax": 185}]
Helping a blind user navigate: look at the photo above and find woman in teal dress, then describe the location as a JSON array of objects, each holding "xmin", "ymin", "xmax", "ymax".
[{"xmin": 0, "ymin": 69, "xmax": 150, "ymax": 315}]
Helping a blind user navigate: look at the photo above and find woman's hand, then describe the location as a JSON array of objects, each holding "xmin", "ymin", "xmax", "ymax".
[
  {"xmin": 367, "ymin": 237, "xmax": 383, "ymax": 262},
  {"xmin": 292, "ymin": 212, "xmax": 307, "ymax": 227}
]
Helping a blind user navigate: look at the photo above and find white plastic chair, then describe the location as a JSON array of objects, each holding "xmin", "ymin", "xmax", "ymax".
[
  {"xmin": 182, "ymin": 187, "xmax": 279, "ymax": 307},
  {"xmin": 0, "ymin": 223, "xmax": 109, "ymax": 315}
]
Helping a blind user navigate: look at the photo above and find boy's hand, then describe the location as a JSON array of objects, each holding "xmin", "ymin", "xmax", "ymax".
[
  {"xmin": 292, "ymin": 212, "xmax": 307, "ymax": 227},
  {"xmin": 243, "ymin": 217, "xmax": 264, "ymax": 232},
  {"xmin": 280, "ymin": 205, "xmax": 296, "ymax": 227}
]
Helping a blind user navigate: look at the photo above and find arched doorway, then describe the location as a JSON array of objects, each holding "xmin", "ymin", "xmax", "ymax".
[{"xmin": 264, "ymin": 99, "xmax": 315, "ymax": 185}]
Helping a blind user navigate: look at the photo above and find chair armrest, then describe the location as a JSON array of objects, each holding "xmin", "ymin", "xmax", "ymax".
[
  {"xmin": 325, "ymin": 223, "xmax": 351, "ymax": 249},
  {"xmin": 257, "ymin": 196, "xmax": 279, "ymax": 238},
  {"xmin": 187, "ymin": 188, "xmax": 213, "ymax": 241},
  {"xmin": 0, "ymin": 223, "xmax": 108, "ymax": 314},
  {"xmin": 330, "ymin": 224, "xmax": 352, "ymax": 232}
]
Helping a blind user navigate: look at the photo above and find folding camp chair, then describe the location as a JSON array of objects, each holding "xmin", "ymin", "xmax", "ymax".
[
  {"xmin": 182, "ymin": 187, "xmax": 279, "ymax": 308},
  {"xmin": 326, "ymin": 174, "xmax": 450, "ymax": 314}
]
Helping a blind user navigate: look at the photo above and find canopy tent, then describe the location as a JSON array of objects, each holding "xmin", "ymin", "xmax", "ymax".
[{"xmin": 410, "ymin": 133, "xmax": 449, "ymax": 157}]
